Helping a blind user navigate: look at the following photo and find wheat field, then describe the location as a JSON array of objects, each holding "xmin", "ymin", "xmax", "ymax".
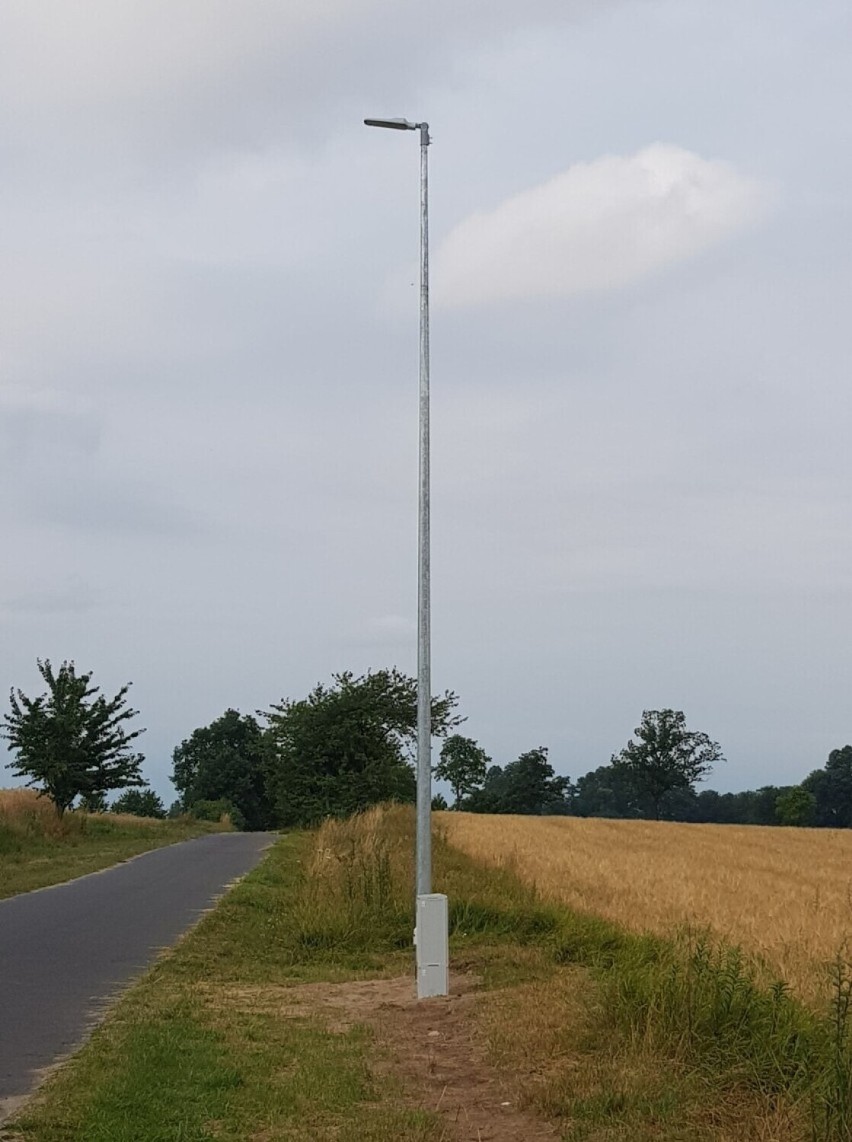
[{"xmin": 441, "ymin": 812, "xmax": 852, "ymax": 1007}]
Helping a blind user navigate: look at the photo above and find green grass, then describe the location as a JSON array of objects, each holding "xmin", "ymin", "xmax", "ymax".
[
  {"xmin": 4, "ymin": 832, "xmax": 440, "ymax": 1142},
  {"xmin": 276, "ymin": 810, "xmax": 852, "ymax": 1140},
  {"xmin": 0, "ymin": 814, "xmax": 230, "ymax": 900},
  {"xmin": 7, "ymin": 807, "xmax": 852, "ymax": 1141},
  {"xmin": 19, "ymin": 1002, "xmax": 431, "ymax": 1142}
]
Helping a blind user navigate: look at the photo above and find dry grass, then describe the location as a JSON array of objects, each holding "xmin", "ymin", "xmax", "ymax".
[
  {"xmin": 0, "ymin": 787, "xmax": 163, "ymax": 836},
  {"xmin": 0, "ymin": 787, "xmax": 72, "ymax": 837},
  {"xmin": 0, "ymin": 786, "xmax": 226, "ymax": 899},
  {"xmin": 441, "ymin": 813, "xmax": 852, "ymax": 1008}
]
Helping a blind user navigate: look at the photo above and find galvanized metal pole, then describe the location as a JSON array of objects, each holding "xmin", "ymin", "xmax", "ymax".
[
  {"xmin": 362, "ymin": 115, "xmax": 447, "ymax": 997},
  {"xmin": 415, "ymin": 121, "xmax": 431, "ymax": 900}
]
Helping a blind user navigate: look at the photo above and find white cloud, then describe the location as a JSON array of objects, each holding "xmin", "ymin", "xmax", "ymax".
[{"xmin": 434, "ymin": 145, "xmax": 768, "ymax": 307}]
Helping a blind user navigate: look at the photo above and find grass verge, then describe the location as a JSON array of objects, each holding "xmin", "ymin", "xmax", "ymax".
[
  {"xmin": 3, "ymin": 827, "xmax": 439, "ymax": 1142},
  {"xmin": 6, "ymin": 806, "xmax": 852, "ymax": 1140},
  {"xmin": 0, "ymin": 788, "xmax": 229, "ymax": 899}
]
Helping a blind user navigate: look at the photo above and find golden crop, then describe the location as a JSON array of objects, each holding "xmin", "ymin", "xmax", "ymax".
[{"xmin": 442, "ymin": 812, "xmax": 852, "ymax": 1007}]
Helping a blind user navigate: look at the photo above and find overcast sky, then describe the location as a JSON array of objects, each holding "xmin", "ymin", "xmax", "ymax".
[{"xmin": 2, "ymin": 0, "xmax": 850, "ymax": 801}]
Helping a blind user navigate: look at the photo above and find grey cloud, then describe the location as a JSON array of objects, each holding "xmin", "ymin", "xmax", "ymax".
[
  {"xmin": 1, "ymin": 576, "xmax": 101, "ymax": 617},
  {"xmin": 0, "ymin": 0, "xmax": 621, "ymax": 166},
  {"xmin": 2, "ymin": 0, "xmax": 851, "ymax": 804},
  {"xmin": 342, "ymin": 613, "xmax": 417, "ymax": 648},
  {"xmin": 27, "ymin": 478, "xmax": 207, "ymax": 538},
  {"xmin": 0, "ymin": 400, "xmax": 102, "ymax": 464}
]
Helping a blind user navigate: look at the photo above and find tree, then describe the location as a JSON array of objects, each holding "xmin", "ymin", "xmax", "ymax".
[
  {"xmin": 612, "ymin": 710, "xmax": 722, "ymax": 820},
  {"xmin": 264, "ymin": 669, "xmax": 463, "ymax": 827},
  {"xmin": 434, "ymin": 735, "xmax": 490, "ymax": 807},
  {"xmin": 500, "ymin": 748, "xmax": 570, "ymax": 815},
  {"xmin": 2, "ymin": 660, "xmax": 146, "ymax": 816},
  {"xmin": 171, "ymin": 710, "xmax": 271, "ymax": 831},
  {"xmin": 775, "ymin": 786, "xmax": 816, "ymax": 827},
  {"xmin": 79, "ymin": 790, "xmax": 108, "ymax": 813},
  {"xmin": 571, "ymin": 763, "xmax": 642, "ymax": 819},
  {"xmin": 802, "ymin": 747, "xmax": 852, "ymax": 828},
  {"xmin": 465, "ymin": 765, "xmax": 508, "ymax": 813},
  {"xmin": 191, "ymin": 798, "xmax": 245, "ymax": 829},
  {"xmin": 746, "ymin": 786, "xmax": 792, "ymax": 825},
  {"xmin": 466, "ymin": 748, "xmax": 570, "ymax": 815},
  {"xmin": 111, "ymin": 788, "xmax": 166, "ymax": 819}
]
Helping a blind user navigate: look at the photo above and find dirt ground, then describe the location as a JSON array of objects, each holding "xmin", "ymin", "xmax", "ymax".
[{"xmin": 269, "ymin": 972, "xmax": 559, "ymax": 1141}]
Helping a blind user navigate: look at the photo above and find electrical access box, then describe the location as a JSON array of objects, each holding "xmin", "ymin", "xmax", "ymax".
[{"xmin": 415, "ymin": 892, "xmax": 449, "ymax": 998}]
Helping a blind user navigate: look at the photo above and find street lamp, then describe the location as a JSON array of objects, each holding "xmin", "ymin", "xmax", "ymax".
[{"xmin": 364, "ymin": 116, "xmax": 448, "ymax": 999}]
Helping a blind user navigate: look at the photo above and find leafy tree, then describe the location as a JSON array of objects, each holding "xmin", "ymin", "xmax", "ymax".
[
  {"xmin": 690, "ymin": 788, "xmax": 736, "ymax": 824},
  {"xmin": 465, "ymin": 765, "xmax": 508, "ymax": 813},
  {"xmin": 171, "ymin": 709, "xmax": 271, "ymax": 831},
  {"xmin": 695, "ymin": 786, "xmax": 791, "ymax": 826},
  {"xmin": 775, "ymin": 786, "xmax": 816, "ymax": 827},
  {"xmin": 111, "ymin": 788, "xmax": 166, "ymax": 819},
  {"xmin": 431, "ymin": 792, "xmax": 449, "ymax": 810},
  {"xmin": 571, "ymin": 763, "xmax": 642, "ymax": 819},
  {"xmin": 2, "ymin": 659, "xmax": 145, "ymax": 816},
  {"xmin": 501, "ymin": 748, "xmax": 570, "ymax": 814},
  {"xmin": 744, "ymin": 785, "xmax": 792, "ymax": 826},
  {"xmin": 264, "ymin": 668, "xmax": 463, "ymax": 827},
  {"xmin": 466, "ymin": 748, "xmax": 570, "ymax": 815},
  {"xmin": 191, "ymin": 798, "xmax": 245, "ymax": 829},
  {"xmin": 612, "ymin": 710, "xmax": 723, "ymax": 820},
  {"xmin": 434, "ymin": 734, "xmax": 490, "ymax": 808},
  {"xmin": 79, "ymin": 790, "xmax": 108, "ymax": 813},
  {"xmin": 802, "ymin": 747, "xmax": 852, "ymax": 828}
]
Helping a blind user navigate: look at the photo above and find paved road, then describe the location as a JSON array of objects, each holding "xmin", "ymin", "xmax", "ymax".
[{"xmin": 0, "ymin": 831, "xmax": 275, "ymax": 1117}]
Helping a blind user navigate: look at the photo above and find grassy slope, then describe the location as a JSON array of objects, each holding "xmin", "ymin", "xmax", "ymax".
[
  {"xmin": 7, "ymin": 807, "xmax": 852, "ymax": 1141},
  {"xmin": 0, "ymin": 790, "xmax": 228, "ymax": 899}
]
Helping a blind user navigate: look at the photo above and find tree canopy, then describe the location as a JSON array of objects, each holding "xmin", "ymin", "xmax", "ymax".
[
  {"xmin": 264, "ymin": 669, "xmax": 463, "ymax": 827},
  {"xmin": 172, "ymin": 709, "xmax": 271, "ymax": 831},
  {"xmin": 2, "ymin": 659, "xmax": 146, "ymax": 815},
  {"xmin": 466, "ymin": 747, "xmax": 570, "ymax": 815},
  {"xmin": 775, "ymin": 786, "xmax": 816, "ymax": 827},
  {"xmin": 434, "ymin": 734, "xmax": 490, "ymax": 808},
  {"xmin": 571, "ymin": 763, "xmax": 641, "ymax": 819},
  {"xmin": 111, "ymin": 788, "xmax": 166, "ymax": 819},
  {"xmin": 802, "ymin": 746, "xmax": 852, "ymax": 828},
  {"xmin": 611, "ymin": 709, "xmax": 722, "ymax": 819}
]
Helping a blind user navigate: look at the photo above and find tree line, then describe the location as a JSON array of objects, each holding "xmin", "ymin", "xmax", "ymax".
[
  {"xmin": 1, "ymin": 660, "xmax": 462, "ymax": 828},
  {"xmin": 2, "ymin": 659, "xmax": 849, "ymax": 830}
]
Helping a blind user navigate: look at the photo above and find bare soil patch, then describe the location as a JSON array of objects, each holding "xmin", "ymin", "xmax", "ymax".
[{"xmin": 214, "ymin": 972, "xmax": 559, "ymax": 1141}]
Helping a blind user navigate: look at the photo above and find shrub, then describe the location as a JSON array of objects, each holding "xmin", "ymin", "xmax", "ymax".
[{"xmin": 191, "ymin": 798, "xmax": 244, "ymax": 830}]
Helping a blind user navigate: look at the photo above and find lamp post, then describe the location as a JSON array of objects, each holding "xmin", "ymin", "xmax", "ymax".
[{"xmin": 364, "ymin": 116, "xmax": 448, "ymax": 999}]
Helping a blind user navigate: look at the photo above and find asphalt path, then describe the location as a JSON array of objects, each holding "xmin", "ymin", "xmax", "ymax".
[{"xmin": 0, "ymin": 831, "xmax": 275, "ymax": 1117}]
